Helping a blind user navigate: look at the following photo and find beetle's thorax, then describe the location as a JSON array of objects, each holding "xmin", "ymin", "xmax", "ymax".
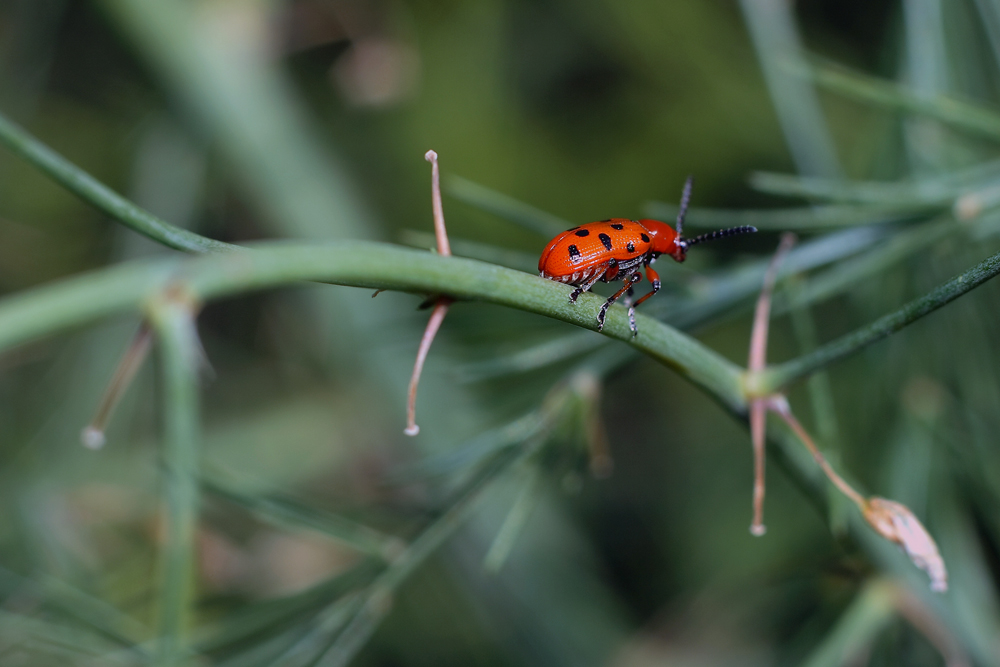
[{"xmin": 638, "ymin": 219, "xmax": 686, "ymax": 263}]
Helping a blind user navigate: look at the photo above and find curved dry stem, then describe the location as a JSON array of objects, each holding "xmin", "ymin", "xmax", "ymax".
[
  {"xmin": 81, "ymin": 323, "xmax": 153, "ymax": 449},
  {"xmin": 405, "ymin": 298, "xmax": 451, "ymax": 436},
  {"xmin": 404, "ymin": 150, "xmax": 455, "ymax": 436},
  {"xmin": 748, "ymin": 233, "xmax": 797, "ymax": 535}
]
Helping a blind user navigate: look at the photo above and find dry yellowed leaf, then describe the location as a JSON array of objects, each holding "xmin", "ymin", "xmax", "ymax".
[{"xmin": 864, "ymin": 497, "xmax": 948, "ymax": 593}]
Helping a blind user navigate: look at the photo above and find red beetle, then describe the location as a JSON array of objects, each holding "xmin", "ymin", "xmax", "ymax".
[{"xmin": 538, "ymin": 178, "xmax": 756, "ymax": 335}]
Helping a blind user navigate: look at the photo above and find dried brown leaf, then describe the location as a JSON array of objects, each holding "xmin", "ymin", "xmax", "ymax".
[{"xmin": 864, "ymin": 497, "xmax": 948, "ymax": 593}]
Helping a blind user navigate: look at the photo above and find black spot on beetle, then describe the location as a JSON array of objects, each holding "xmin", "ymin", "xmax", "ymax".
[
  {"xmin": 610, "ymin": 223, "xmax": 624, "ymax": 230},
  {"xmin": 568, "ymin": 244, "xmax": 581, "ymax": 258},
  {"xmin": 575, "ymin": 229, "xmax": 590, "ymax": 237},
  {"xmin": 598, "ymin": 233, "xmax": 613, "ymax": 251},
  {"xmin": 626, "ymin": 241, "xmax": 635, "ymax": 253},
  {"xmin": 641, "ymin": 233, "xmax": 650, "ymax": 243}
]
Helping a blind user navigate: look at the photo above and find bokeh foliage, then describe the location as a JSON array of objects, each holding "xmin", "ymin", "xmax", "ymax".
[{"xmin": 0, "ymin": 1, "xmax": 999, "ymax": 666}]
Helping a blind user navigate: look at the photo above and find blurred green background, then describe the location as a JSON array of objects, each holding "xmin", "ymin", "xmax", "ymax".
[{"xmin": 1, "ymin": 0, "xmax": 1000, "ymax": 665}]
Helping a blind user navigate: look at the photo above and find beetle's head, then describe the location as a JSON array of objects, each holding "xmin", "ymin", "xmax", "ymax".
[{"xmin": 645, "ymin": 177, "xmax": 757, "ymax": 263}]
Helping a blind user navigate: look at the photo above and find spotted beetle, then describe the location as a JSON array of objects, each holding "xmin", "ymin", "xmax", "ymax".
[{"xmin": 538, "ymin": 178, "xmax": 756, "ymax": 336}]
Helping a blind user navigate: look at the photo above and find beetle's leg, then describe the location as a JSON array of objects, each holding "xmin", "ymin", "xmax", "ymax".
[
  {"xmin": 597, "ymin": 272, "xmax": 641, "ymax": 332},
  {"xmin": 632, "ymin": 265, "xmax": 661, "ymax": 309},
  {"xmin": 569, "ymin": 268, "xmax": 606, "ymax": 303}
]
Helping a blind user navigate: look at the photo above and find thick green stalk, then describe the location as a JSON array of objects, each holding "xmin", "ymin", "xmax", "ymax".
[
  {"xmin": 147, "ymin": 295, "xmax": 202, "ymax": 666},
  {"xmin": 0, "ymin": 111, "xmax": 235, "ymax": 253},
  {"xmin": 757, "ymin": 247, "xmax": 1000, "ymax": 393},
  {"xmin": 0, "ymin": 241, "xmax": 746, "ymax": 412}
]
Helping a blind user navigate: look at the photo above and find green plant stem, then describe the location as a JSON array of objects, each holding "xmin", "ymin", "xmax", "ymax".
[
  {"xmin": 757, "ymin": 247, "xmax": 1000, "ymax": 393},
  {"xmin": 0, "ymin": 241, "xmax": 746, "ymax": 412},
  {"xmin": 0, "ymin": 111, "xmax": 235, "ymax": 253},
  {"xmin": 147, "ymin": 296, "xmax": 202, "ymax": 667}
]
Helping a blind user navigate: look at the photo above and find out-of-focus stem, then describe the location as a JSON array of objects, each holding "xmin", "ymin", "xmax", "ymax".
[{"xmin": 147, "ymin": 291, "xmax": 202, "ymax": 667}]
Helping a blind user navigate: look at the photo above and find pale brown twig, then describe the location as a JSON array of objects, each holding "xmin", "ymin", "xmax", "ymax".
[
  {"xmin": 81, "ymin": 323, "xmax": 154, "ymax": 449},
  {"xmin": 747, "ymin": 233, "xmax": 796, "ymax": 535},
  {"xmin": 766, "ymin": 395, "xmax": 866, "ymax": 507},
  {"xmin": 404, "ymin": 297, "xmax": 451, "ymax": 436},
  {"xmin": 404, "ymin": 150, "xmax": 452, "ymax": 436}
]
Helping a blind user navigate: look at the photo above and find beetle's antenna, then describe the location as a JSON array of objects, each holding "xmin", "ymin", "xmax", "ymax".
[
  {"xmin": 686, "ymin": 225, "xmax": 758, "ymax": 247},
  {"xmin": 675, "ymin": 175, "xmax": 694, "ymax": 239}
]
